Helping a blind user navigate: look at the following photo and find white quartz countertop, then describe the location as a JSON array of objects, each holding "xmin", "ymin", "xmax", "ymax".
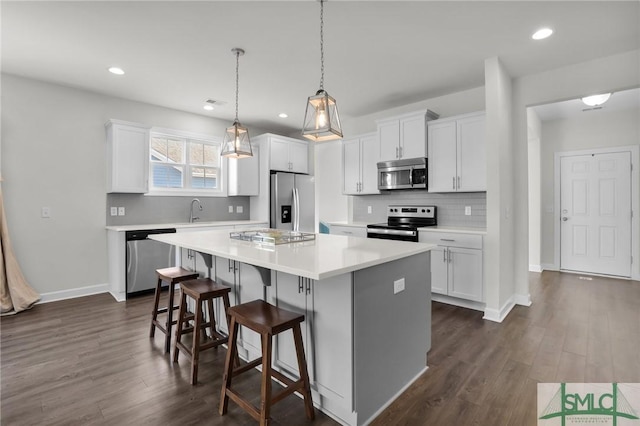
[
  {"xmin": 417, "ymin": 226, "xmax": 486, "ymax": 235},
  {"xmin": 150, "ymin": 229, "xmax": 435, "ymax": 280},
  {"xmin": 106, "ymin": 220, "xmax": 268, "ymax": 232}
]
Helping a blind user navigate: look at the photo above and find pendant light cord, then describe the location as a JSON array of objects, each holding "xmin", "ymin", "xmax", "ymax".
[
  {"xmin": 235, "ymin": 50, "xmax": 240, "ymax": 121},
  {"xmin": 319, "ymin": 0, "xmax": 325, "ymax": 91}
]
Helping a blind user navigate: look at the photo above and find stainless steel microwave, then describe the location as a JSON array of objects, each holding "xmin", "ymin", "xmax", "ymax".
[{"xmin": 377, "ymin": 158, "xmax": 427, "ymax": 190}]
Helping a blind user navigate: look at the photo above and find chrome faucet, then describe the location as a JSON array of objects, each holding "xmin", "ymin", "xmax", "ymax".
[{"xmin": 189, "ymin": 198, "xmax": 203, "ymax": 223}]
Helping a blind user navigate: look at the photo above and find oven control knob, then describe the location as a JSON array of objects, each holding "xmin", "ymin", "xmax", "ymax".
[
  {"xmin": 422, "ymin": 209, "xmax": 426, "ymax": 213},
  {"xmin": 389, "ymin": 208, "xmax": 393, "ymax": 212}
]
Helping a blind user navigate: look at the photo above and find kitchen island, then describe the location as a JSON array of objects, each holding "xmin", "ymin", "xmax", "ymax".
[{"xmin": 150, "ymin": 230, "xmax": 434, "ymax": 426}]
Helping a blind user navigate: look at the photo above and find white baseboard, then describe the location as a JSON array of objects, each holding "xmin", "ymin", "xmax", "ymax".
[
  {"xmin": 513, "ymin": 293, "xmax": 532, "ymax": 307},
  {"xmin": 38, "ymin": 283, "xmax": 109, "ymax": 304},
  {"xmin": 431, "ymin": 294, "xmax": 485, "ymax": 312},
  {"xmin": 529, "ymin": 264, "xmax": 542, "ymax": 272},
  {"xmin": 541, "ymin": 263, "xmax": 558, "ymax": 271},
  {"xmin": 483, "ymin": 296, "xmax": 516, "ymax": 323}
]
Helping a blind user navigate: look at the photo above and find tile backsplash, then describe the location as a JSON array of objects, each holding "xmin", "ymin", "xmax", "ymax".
[
  {"xmin": 106, "ymin": 194, "xmax": 250, "ymax": 226},
  {"xmin": 352, "ymin": 191, "xmax": 486, "ymax": 228}
]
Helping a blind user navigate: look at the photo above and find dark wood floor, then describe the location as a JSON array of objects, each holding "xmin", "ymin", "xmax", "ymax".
[{"xmin": 2, "ymin": 271, "xmax": 638, "ymax": 425}]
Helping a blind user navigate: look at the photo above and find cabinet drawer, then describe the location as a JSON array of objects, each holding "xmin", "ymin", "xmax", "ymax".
[
  {"xmin": 419, "ymin": 231, "xmax": 482, "ymax": 249},
  {"xmin": 330, "ymin": 225, "xmax": 367, "ymax": 238}
]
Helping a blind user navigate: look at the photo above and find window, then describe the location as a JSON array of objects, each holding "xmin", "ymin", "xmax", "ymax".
[{"xmin": 149, "ymin": 131, "xmax": 223, "ymax": 194}]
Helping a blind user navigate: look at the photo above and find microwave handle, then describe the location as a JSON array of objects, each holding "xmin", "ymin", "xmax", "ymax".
[{"xmin": 409, "ymin": 167, "xmax": 413, "ymax": 187}]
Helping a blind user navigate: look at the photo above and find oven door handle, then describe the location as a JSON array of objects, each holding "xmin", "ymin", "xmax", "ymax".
[{"xmin": 367, "ymin": 228, "xmax": 417, "ymax": 237}]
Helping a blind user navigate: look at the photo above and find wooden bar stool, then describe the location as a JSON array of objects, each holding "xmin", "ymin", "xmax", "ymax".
[
  {"xmin": 173, "ymin": 277, "xmax": 233, "ymax": 385},
  {"xmin": 149, "ymin": 266, "xmax": 199, "ymax": 353},
  {"xmin": 219, "ymin": 300, "xmax": 314, "ymax": 426}
]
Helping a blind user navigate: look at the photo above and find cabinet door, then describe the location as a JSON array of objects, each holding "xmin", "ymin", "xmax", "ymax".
[
  {"xmin": 214, "ymin": 257, "xmax": 238, "ymax": 335},
  {"xmin": 400, "ymin": 114, "xmax": 426, "ymax": 159},
  {"xmin": 272, "ymin": 272, "xmax": 308, "ymax": 376},
  {"xmin": 236, "ymin": 263, "xmax": 266, "ymax": 357},
  {"xmin": 289, "ymin": 141, "xmax": 309, "ymax": 174},
  {"xmin": 310, "ymin": 274, "xmax": 352, "ymax": 399},
  {"xmin": 359, "ymin": 133, "xmax": 380, "ymax": 194},
  {"xmin": 228, "ymin": 145, "xmax": 259, "ymax": 196},
  {"xmin": 448, "ymin": 247, "xmax": 483, "ymax": 302},
  {"xmin": 342, "ymin": 137, "xmax": 361, "ymax": 194},
  {"xmin": 269, "ymin": 137, "xmax": 291, "ymax": 171},
  {"xmin": 107, "ymin": 123, "xmax": 149, "ymax": 193},
  {"xmin": 427, "ymin": 121, "xmax": 457, "ymax": 192},
  {"xmin": 378, "ymin": 120, "xmax": 400, "ymax": 161},
  {"xmin": 430, "ymin": 246, "xmax": 448, "ymax": 295},
  {"xmin": 457, "ymin": 115, "xmax": 486, "ymax": 192}
]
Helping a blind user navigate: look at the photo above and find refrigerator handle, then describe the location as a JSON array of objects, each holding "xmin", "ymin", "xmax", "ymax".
[{"xmin": 293, "ymin": 187, "xmax": 300, "ymax": 232}]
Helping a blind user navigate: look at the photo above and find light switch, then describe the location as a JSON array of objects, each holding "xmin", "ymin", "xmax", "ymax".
[
  {"xmin": 118, "ymin": 207, "xmax": 125, "ymax": 216},
  {"xmin": 393, "ymin": 278, "xmax": 405, "ymax": 294},
  {"xmin": 110, "ymin": 207, "xmax": 118, "ymax": 216},
  {"xmin": 41, "ymin": 207, "xmax": 51, "ymax": 218},
  {"xmin": 228, "ymin": 205, "xmax": 234, "ymax": 213},
  {"xmin": 236, "ymin": 206, "xmax": 243, "ymax": 213},
  {"xmin": 367, "ymin": 206, "xmax": 372, "ymax": 214}
]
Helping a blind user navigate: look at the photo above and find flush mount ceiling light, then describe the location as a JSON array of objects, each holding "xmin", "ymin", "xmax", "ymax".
[
  {"xmin": 221, "ymin": 48, "xmax": 253, "ymax": 159},
  {"xmin": 278, "ymin": 113, "xmax": 288, "ymax": 118},
  {"xmin": 532, "ymin": 28, "xmax": 553, "ymax": 40},
  {"xmin": 108, "ymin": 66, "xmax": 125, "ymax": 75},
  {"xmin": 302, "ymin": 0, "xmax": 343, "ymax": 142},
  {"xmin": 581, "ymin": 93, "xmax": 612, "ymax": 107}
]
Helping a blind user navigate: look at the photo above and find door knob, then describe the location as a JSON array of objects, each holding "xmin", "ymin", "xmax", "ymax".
[{"xmin": 561, "ymin": 217, "xmax": 568, "ymax": 221}]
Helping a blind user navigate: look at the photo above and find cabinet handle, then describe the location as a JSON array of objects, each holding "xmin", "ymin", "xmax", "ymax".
[
  {"xmin": 228, "ymin": 259, "xmax": 233, "ymax": 272},
  {"xmin": 440, "ymin": 238, "xmax": 455, "ymax": 242},
  {"xmin": 399, "ymin": 146, "xmax": 403, "ymax": 158},
  {"xmin": 306, "ymin": 278, "xmax": 312, "ymax": 295},
  {"xmin": 452, "ymin": 177, "xmax": 456, "ymax": 190},
  {"xmin": 298, "ymin": 277, "xmax": 304, "ymax": 293},
  {"xmin": 443, "ymin": 249, "xmax": 447, "ymax": 263},
  {"xmin": 457, "ymin": 176, "xmax": 460, "ymax": 189},
  {"xmin": 448, "ymin": 248, "xmax": 452, "ymax": 263},
  {"xmin": 395, "ymin": 147, "xmax": 399, "ymax": 158}
]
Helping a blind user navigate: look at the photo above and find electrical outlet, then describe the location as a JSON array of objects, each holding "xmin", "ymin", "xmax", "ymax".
[
  {"xmin": 118, "ymin": 207, "xmax": 125, "ymax": 216},
  {"xmin": 228, "ymin": 205, "xmax": 234, "ymax": 213},
  {"xmin": 465, "ymin": 206, "xmax": 471, "ymax": 216},
  {"xmin": 41, "ymin": 207, "xmax": 51, "ymax": 218},
  {"xmin": 110, "ymin": 207, "xmax": 118, "ymax": 216},
  {"xmin": 393, "ymin": 278, "xmax": 405, "ymax": 294},
  {"xmin": 236, "ymin": 206, "xmax": 243, "ymax": 213},
  {"xmin": 367, "ymin": 206, "xmax": 372, "ymax": 214}
]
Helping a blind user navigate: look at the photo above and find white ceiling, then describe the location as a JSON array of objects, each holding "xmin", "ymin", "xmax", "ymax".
[{"xmin": 2, "ymin": 1, "xmax": 639, "ymax": 134}]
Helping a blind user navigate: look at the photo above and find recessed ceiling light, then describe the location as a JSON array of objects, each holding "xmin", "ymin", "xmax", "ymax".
[
  {"xmin": 203, "ymin": 104, "xmax": 214, "ymax": 111},
  {"xmin": 581, "ymin": 93, "xmax": 612, "ymax": 107},
  {"xmin": 108, "ymin": 67, "xmax": 125, "ymax": 75},
  {"xmin": 532, "ymin": 28, "xmax": 553, "ymax": 40},
  {"xmin": 278, "ymin": 113, "xmax": 288, "ymax": 118}
]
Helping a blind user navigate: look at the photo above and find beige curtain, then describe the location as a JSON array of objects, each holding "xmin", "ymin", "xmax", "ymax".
[{"xmin": 0, "ymin": 185, "xmax": 40, "ymax": 315}]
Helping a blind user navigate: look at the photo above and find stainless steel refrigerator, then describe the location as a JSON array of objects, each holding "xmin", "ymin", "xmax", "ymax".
[{"xmin": 270, "ymin": 172, "xmax": 315, "ymax": 233}]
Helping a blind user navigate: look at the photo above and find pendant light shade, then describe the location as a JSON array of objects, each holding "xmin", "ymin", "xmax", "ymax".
[
  {"xmin": 302, "ymin": 0, "xmax": 343, "ymax": 142},
  {"xmin": 221, "ymin": 48, "xmax": 253, "ymax": 158}
]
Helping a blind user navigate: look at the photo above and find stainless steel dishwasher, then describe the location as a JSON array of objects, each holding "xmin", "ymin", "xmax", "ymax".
[{"xmin": 126, "ymin": 228, "xmax": 177, "ymax": 298}]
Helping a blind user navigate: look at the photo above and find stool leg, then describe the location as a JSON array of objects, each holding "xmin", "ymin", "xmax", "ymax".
[
  {"xmin": 292, "ymin": 324, "xmax": 314, "ymax": 420},
  {"xmin": 219, "ymin": 316, "xmax": 239, "ymax": 416},
  {"xmin": 207, "ymin": 298, "xmax": 216, "ymax": 338},
  {"xmin": 259, "ymin": 333, "xmax": 273, "ymax": 426},
  {"xmin": 221, "ymin": 293, "xmax": 240, "ymax": 367},
  {"xmin": 149, "ymin": 278, "xmax": 162, "ymax": 337},
  {"xmin": 173, "ymin": 291, "xmax": 187, "ymax": 363},
  {"xmin": 164, "ymin": 281, "xmax": 176, "ymax": 353},
  {"xmin": 190, "ymin": 299, "xmax": 203, "ymax": 385}
]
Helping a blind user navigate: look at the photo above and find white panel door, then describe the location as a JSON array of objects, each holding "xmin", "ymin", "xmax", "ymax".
[
  {"xmin": 400, "ymin": 113, "xmax": 426, "ymax": 159},
  {"xmin": 342, "ymin": 137, "xmax": 361, "ymax": 194},
  {"xmin": 560, "ymin": 152, "xmax": 631, "ymax": 277},
  {"xmin": 427, "ymin": 121, "xmax": 457, "ymax": 192},
  {"xmin": 289, "ymin": 141, "xmax": 309, "ymax": 174},
  {"xmin": 359, "ymin": 133, "xmax": 380, "ymax": 194},
  {"xmin": 429, "ymin": 246, "xmax": 448, "ymax": 295},
  {"xmin": 457, "ymin": 114, "xmax": 486, "ymax": 192}
]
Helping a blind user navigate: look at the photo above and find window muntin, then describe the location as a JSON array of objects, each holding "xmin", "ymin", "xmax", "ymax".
[{"xmin": 149, "ymin": 133, "xmax": 223, "ymax": 193}]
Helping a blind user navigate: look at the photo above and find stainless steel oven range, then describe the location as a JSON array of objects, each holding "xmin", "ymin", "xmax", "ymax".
[{"xmin": 367, "ymin": 205, "xmax": 437, "ymax": 242}]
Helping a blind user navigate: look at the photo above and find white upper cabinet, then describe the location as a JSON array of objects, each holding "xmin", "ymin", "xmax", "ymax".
[
  {"xmin": 228, "ymin": 145, "xmax": 260, "ymax": 196},
  {"xmin": 377, "ymin": 110, "xmax": 437, "ymax": 161},
  {"xmin": 427, "ymin": 112, "xmax": 486, "ymax": 193},
  {"xmin": 105, "ymin": 120, "xmax": 150, "ymax": 193},
  {"xmin": 268, "ymin": 135, "xmax": 309, "ymax": 174},
  {"xmin": 342, "ymin": 133, "xmax": 379, "ymax": 195}
]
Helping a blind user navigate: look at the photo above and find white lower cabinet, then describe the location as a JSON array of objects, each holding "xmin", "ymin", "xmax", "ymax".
[
  {"xmin": 419, "ymin": 231, "xmax": 483, "ymax": 303},
  {"xmin": 329, "ymin": 224, "xmax": 367, "ymax": 238},
  {"xmin": 268, "ymin": 272, "xmax": 353, "ymax": 411},
  {"xmin": 213, "ymin": 257, "xmax": 266, "ymax": 358}
]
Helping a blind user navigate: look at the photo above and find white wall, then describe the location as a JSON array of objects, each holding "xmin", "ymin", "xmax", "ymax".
[
  {"xmin": 1, "ymin": 74, "xmax": 270, "ymax": 298},
  {"xmin": 539, "ymin": 107, "xmax": 640, "ymax": 267},
  {"xmin": 527, "ymin": 109, "xmax": 542, "ymax": 271},
  {"xmin": 512, "ymin": 49, "xmax": 640, "ymax": 297}
]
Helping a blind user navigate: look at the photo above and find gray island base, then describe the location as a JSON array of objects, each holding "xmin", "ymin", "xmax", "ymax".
[{"xmin": 150, "ymin": 230, "xmax": 433, "ymax": 425}]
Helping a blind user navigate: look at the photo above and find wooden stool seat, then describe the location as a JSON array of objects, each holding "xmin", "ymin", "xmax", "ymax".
[
  {"xmin": 149, "ymin": 267, "xmax": 199, "ymax": 353},
  {"xmin": 173, "ymin": 277, "xmax": 233, "ymax": 385},
  {"xmin": 219, "ymin": 300, "xmax": 314, "ymax": 425}
]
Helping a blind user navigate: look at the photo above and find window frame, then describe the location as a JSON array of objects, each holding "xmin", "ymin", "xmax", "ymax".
[{"xmin": 147, "ymin": 127, "xmax": 227, "ymax": 197}]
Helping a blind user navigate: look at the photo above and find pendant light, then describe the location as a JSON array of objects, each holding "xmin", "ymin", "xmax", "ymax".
[
  {"xmin": 221, "ymin": 48, "xmax": 253, "ymax": 158},
  {"xmin": 302, "ymin": 0, "xmax": 343, "ymax": 142}
]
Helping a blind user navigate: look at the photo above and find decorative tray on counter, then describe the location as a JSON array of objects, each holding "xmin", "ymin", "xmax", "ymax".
[{"xmin": 229, "ymin": 229, "xmax": 316, "ymax": 246}]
